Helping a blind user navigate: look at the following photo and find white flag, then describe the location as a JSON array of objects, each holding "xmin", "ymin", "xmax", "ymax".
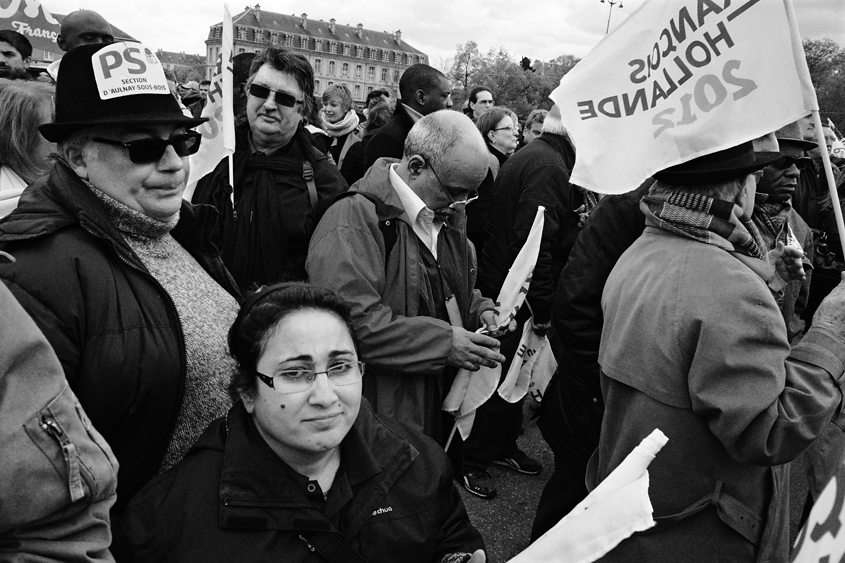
[
  {"xmin": 790, "ymin": 458, "xmax": 845, "ymax": 561},
  {"xmin": 509, "ymin": 429, "xmax": 668, "ymax": 563},
  {"xmin": 550, "ymin": 0, "xmax": 817, "ymax": 195},
  {"xmin": 442, "ymin": 207, "xmax": 545, "ymax": 442},
  {"xmin": 184, "ymin": 4, "xmax": 235, "ymax": 201}
]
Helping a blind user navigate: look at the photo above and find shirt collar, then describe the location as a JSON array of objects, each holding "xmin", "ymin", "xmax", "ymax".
[
  {"xmin": 389, "ymin": 163, "xmax": 428, "ymax": 226},
  {"xmin": 402, "ymin": 103, "xmax": 424, "ymax": 124}
]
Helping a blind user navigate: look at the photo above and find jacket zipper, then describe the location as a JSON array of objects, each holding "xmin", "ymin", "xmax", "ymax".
[{"xmin": 41, "ymin": 414, "xmax": 88, "ymax": 502}]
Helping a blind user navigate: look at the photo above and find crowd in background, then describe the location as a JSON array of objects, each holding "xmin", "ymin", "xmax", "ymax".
[{"xmin": 3, "ymin": 9, "xmax": 845, "ymax": 563}]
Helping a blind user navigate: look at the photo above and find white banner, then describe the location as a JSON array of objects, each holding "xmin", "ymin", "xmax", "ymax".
[
  {"xmin": 550, "ymin": 0, "xmax": 817, "ymax": 195},
  {"xmin": 443, "ymin": 207, "xmax": 545, "ymax": 442},
  {"xmin": 497, "ymin": 319, "xmax": 556, "ymax": 404},
  {"xmin": 790, "ymin": 459, "xmax": 845, "ymax": 562},
  {"xmin": 184, "ymin": 3, "xmax": 235, "ymax": 200}
]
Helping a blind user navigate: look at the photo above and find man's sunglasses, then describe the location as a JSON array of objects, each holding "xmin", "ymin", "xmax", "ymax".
[
  {"xmin": 248, "ymin": 83, "xmax": 303, "ymax": 108},
  {"xmin": 773, "ymin": 155, "xmax": 812, "ymax": 171},
  {"xmin": 92, "ymin": 131, "xmax": 202, "ymax": 164}
]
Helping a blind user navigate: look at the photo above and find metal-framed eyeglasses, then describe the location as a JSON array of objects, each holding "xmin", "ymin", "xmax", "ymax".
[
  {"xmin": 254, "ymin": 360, "xmax": 365, "ymax": 394},
  {"xmin": 426, "ymin": 159, "xmax": 479, "ymax": 209},
  {"xmin": 248, "ymin": 83, "xmax": 304, "ymax": 108}
]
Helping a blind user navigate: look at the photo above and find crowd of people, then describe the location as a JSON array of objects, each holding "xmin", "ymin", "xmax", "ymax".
[{"xmin": 2, "ymin": 9, "xmax": 845, "ymax": 563}]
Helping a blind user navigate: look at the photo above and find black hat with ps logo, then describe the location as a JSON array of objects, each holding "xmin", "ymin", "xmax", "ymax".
[{"xmin": 39, "ymin": 42, "xmax": 206, "ymax": 142}]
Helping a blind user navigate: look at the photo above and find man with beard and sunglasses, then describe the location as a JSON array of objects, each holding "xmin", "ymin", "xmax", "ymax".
[
  {"xmin": 0, "ymin": 42, "xmax": 241, "ymax": 546},
  {"xmin": 307, "ymin": 111, "xmax": 508, "ymax": 457},
  {"xmin": 192, "ymin": 47, "xmax": 347, "ymax": 290}
]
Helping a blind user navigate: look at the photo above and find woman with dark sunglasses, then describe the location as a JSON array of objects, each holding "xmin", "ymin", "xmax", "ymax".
[{"xmin": 122, "ymin": 283, "xmax": 487, "ymax": 563}]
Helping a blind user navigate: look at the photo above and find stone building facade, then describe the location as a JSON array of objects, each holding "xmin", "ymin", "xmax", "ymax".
[{"xmin": 205, "ymin": 6, "xmax": 428, "ymax": 104}]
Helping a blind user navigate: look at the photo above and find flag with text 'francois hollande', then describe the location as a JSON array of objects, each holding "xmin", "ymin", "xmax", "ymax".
[
  {"xmin": 550, "ymin": 0, "xmax": 817, "ymax": 195},
  {"xmin": 184, "ymin": 4, "xmax": 235, "ymax": 201}
]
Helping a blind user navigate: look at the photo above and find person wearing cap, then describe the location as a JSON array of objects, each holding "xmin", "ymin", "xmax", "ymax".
[
  {"xmin": 192, "ymin": 47, "xmax": 347, "ymax": 290},
  {"xmin": 0, "ymin": 42, "xmax": 241, "ymax": 530},
  {"xmin": 751, "ymin": 121, "xmax": 816, "ymax": 343},
  {"xmin": 0, "ymin": 29, "xmax": 32, "ymax": 80},
  {"xmin": 592, "ymin": 141, "xmax": 845, "ymax": 561}
]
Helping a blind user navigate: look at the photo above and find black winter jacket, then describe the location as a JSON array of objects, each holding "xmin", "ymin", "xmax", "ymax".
[
  {"xmin": 121, "ymin": 400, "xmax": 485, "ymax": 563},
  {"xmin": 478, "ymin": 133, "xmax": 580, "ymax": 324},
  {"xmin": 0, "ymin": 163, "xmax": 239, "ymax": 515},
  {"xmin": 362, "ymin": 102, "xmax": 415, "ymax": 171}
]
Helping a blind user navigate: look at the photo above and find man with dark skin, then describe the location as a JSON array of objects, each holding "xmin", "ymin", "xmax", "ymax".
[
  {"xmin": 47, "ymin": 10, "xmax": 113, "ymax": 80},
  {"xmin": 363, "ymin": 64, "xmax": 453, "ymax": 170},
  {"xmin": 57, "ymin": 10, "xmax": 113, "ymax": 51}
]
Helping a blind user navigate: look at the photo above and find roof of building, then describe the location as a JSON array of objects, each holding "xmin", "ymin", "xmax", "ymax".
[
  {"xmin": 53, "ymin": 13, "xmax": 137, "ymax": 43},
  {"xmin": 211, "ymin": 7, "xmax": 425, "ymax": 57},
  {"xmin": 155, "ymin": 50, "xmax": 206, "ymax": 66}
]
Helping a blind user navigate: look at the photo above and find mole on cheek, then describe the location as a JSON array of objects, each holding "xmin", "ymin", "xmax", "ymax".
[{"xmin": 280, "ymin": 404, "xmax": 286, "ymax": 409}]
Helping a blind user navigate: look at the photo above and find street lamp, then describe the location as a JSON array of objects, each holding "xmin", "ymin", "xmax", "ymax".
[{"xmin": 600, "ymin": 0, "xmax": 624, "ymax": 34}]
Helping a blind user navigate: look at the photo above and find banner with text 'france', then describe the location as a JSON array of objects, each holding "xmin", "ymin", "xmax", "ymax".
[
  {"xmin": 550, "ymin": 0, "xmax": 817, "ymax": 195},
  {"xmin": 0, "ymin": 0, "xmax": 60, "ymax": 54}
]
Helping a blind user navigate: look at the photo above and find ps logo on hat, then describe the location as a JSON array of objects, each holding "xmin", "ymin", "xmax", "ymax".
[{"xmin": 93, "ymin": 42, "xmax": 169, "ymax": 101}]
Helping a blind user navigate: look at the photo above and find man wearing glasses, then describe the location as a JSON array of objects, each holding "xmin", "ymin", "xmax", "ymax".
[
  {"xmin": 307, "ymin": 111, "xmax": 507, "ymax": 454},
  {"xmin": 193, "ymin": 47, "xmax": 347, "ymax": 290},
  {"xmin": 0, "ymin": 42, "xmax": 241, "ymax": 534}
]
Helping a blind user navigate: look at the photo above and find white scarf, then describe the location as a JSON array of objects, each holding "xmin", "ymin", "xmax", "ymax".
[{"xmin": 321, "ymin": 110, "xmax": 359, "ymax": 138}]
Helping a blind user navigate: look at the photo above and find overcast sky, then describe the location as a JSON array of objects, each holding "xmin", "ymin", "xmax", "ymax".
[{"xmin": 43, "ymin": 0, "xmax": 845, "ymax": 69}]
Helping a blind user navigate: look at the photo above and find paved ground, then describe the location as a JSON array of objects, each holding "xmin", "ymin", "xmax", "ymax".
[
  {"xmin": 457, "ymin": 404, "xmax": 553, "ymax": 563},
  {"xmin": 457, "ymin": 403, "xmax": 812, "ymax": 562}
]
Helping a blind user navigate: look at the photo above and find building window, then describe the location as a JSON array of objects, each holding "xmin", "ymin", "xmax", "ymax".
[
  {"xmin": 357, "ymin": 46, "xmax": 365, "ymax": 58},
  {"xmin": 269, "ymin": 32, "xmax": 279, "ymax": 46},
  {"xmin": 255, "ymin": 30, "xmax": 265, "ymax": 44},
  {"xmin": 393, "ymin": 70, "xmax": 400, "ymax": 82},
  {"xmin": 315, "ymin": 39, "xmax": 323, "ymax": 52},
  {"xmin": 43, "ymin": 50, "xmax": 55, "ymax": 61},
  {"xmin": 341, "ymin": 62, "xmax": 349, "ymax": 77},
  {"xmin": 285, "ymin": 34, "xmax": 293, "ymax": 47},
  {"xmin": 238, "ymin": 48, "xmax": 245, "ymax": 54},
  {"xmin": 343, "ymin": 44, "xmax": 351, "ymax": 57},
  {"xmin": 380, "ymin": 68, "xmax": 388, "ymax": 82},
  {"xmin": 329, "ymin": 41, "xmax": 337, "ymax": 54},
  {"xmin": 328, "ymin": 81, "xmax": 334, "ymax": 87},
  {"xmin": 354, "ymin": 84, "xmax": 361, "ymax": 100},
  {"xmin": 369, "ymin": 49, "xmax": 377, "ymax": 60},
  {"xmin": 367, "ymin": 86, "xmax": 373, "ymax": 95},
  {"xmin": 315, "ymin": 80, "xmax": 321, "ymax": 94},
  {"xmin": 214, "ymin": 27, "xmax": 222, "ymax": 40},
  {"xmin": 355, "ymin": 64, "xmax": 362, "ymax": 79},
  {"xmin": 300, "ymin": 36, "xmax": 308, "ymax": 49},
  {"xmin": 314, "ymin": 59, "xmax": 322, "ymax": 74},
  {"xmin": 328, "ymin": 60, "xmax": 336, "ymax": 76},
  {"xmin": 382, "ymin": 50, "xmax": 388, "ymax": 62},
  {"xmin": 236, "ymin": 27, "xmax": 247, "ymax": 41},
  {"xmin": 367, "ymin": 66, "xmax": 375, "ymax": 80}
]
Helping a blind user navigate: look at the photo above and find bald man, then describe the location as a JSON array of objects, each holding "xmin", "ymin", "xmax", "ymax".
[
  {"xmin": 307, "ymin": 110, "xmax": 505, "ymax": 446},
  {"xmin": 47, "ymin": 10, "xmax": 113, "ymax": 79}
]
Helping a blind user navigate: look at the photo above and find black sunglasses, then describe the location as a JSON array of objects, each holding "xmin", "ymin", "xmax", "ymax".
[
  {"xmin": 248, "ymin": 83, "xmax": 303, "ymax": 108},
  {"xmin": 92, "ymin": 131, "xmax": 201, "ymax": 164},
  {"xmin": 773, "ymin": 155, "xmax": 812, "ymax": 171}
]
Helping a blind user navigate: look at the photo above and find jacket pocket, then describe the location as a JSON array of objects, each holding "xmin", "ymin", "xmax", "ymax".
[{"xmin": 23, "ymin": 382, "xmax": 118, "ymax": 505}]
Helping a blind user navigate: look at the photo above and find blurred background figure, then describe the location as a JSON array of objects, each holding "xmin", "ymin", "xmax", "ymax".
[
  {"xmin": 466, "ymin": 107, "xmax": 519, "ymax": 254},
  {"xmin": 0, "ymin": 30, "xmax": 32, "ymax": 81},
  {"xmin": 320, "ymin": 84, "xmax": 362, "ymax": 177},
  {"xmin": 0, "ymin": 79, "xmax": 55, "ymax": 217},
  {"xmin": 464, "ymin": 86, "xmax": 494, "ymax": 121},
  {"xmin": 520, "ymin": 109, "xmax": 548, "ymax": 148},
  {"xmin": 339, "ymin": 101, "xmax": 393, "ymax": 185}
]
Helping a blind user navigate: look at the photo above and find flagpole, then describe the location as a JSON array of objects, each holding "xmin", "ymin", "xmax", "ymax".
[
  {"xmin": 228, "ymin": 153, "xmax": 235, "ymax": 210},
  {"xmin": 444, "ymin": 419, "xmax": 459, "ymax": 452},
  {"xmin": 812, "ymin": 110, "xmax": 845, "ymax": 246}
]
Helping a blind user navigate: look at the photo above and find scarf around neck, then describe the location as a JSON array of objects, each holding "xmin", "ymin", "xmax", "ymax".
[
  {"xmin": 321, "ymin": 109, "xmax": 359, "ymax": 138},
  {"xmin": 641, "ymin": 186, "xmax": 766, "ymax": 261}
]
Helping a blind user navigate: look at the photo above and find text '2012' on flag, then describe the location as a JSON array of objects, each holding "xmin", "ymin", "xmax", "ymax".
[
  {"xmin": 184, "ymin": 4, "xmax": 235, "ymax": 201},
  {"xmin": 550, "ymin": 0, "xmax": 817, "ymax": 195}
]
